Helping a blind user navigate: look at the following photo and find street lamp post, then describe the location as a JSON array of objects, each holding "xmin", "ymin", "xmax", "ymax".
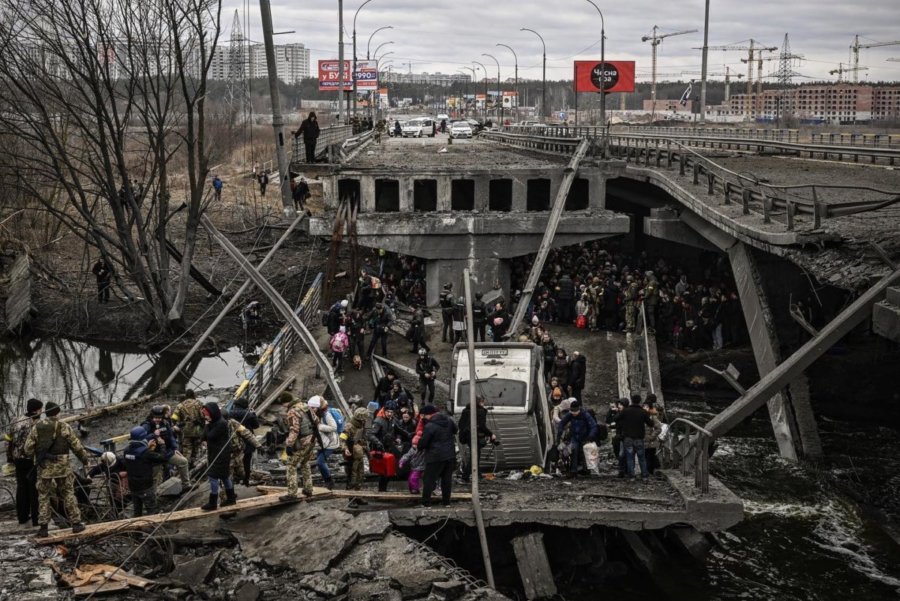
[
  {"xmin": 352, "ymin": 0, "xmax": 378, "ymax": 121},
  {"xmin": 473, "ymin": 60, "xmax": 488, "ymax": 123},
  {"xmin": 366, "ymin": 25, "xmax": 392, "ymax": 59},
  {"xmin": 482, "ymin": 53, "xmax": 502, "ymax": 124},
  {"xmin": 372, "ymin": 41, "xmax": 393, "ymax": 60},
  {"xmin": 497, "ymin": 43, "xmax": 518, "ymax": 124},
  {"xmin": 584, "ymin": 0, "xmax": 606, "ymax": 153},
  {"xmin": 521, "ymin": 28, "xmax": 546, "ymax": 121},
  {"xmin": 459, "ymin": 67, "xmax": 476, "ymax": 118}
]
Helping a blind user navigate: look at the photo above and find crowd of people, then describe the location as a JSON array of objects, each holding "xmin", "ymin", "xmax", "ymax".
[{"xmin": 510, "ymin": 240, "xmax": 746, "ymax": 352}]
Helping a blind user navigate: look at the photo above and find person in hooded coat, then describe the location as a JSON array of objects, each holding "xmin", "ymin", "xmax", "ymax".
[
  {"xmin": 417, "ymin": 405, "xmax": 458, "ymax": 506},
  {"xmin": 200, "ymin": 402, "xmax": 236, "ymax": 510},
  {"xmin": 568, "ymin": 351, "xmax": 587, "ymax": 402},
  {"xmin": 123, "ymin": 426, "xmax": 167, "ymax": 517}
]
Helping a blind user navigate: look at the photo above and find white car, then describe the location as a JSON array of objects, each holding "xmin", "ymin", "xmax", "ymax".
[
  {"xmin": 449, "ymin": 121, "xmax": 473, "ymax": 139},
  {"xmin": 401, "ymin": 118, "xmax": 435, "ymax": 138}
]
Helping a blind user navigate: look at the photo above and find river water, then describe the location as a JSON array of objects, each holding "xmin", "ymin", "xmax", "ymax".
[
  {"xmin": 662, "ymin": 393, "xmax": 900, "ymax": 601},
  {"xmin": 0, "ymin": 337, "xmax": 260, "ymax": 426}
]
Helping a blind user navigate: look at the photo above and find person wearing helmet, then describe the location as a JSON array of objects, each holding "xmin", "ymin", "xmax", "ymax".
[
  {"xmin": 439, "ymin": 283, "xmax": 454, "ymax": 343},
  {"xmin": 141, "ymin": 404, "xmax": 190, "ymax": 492},
  {"xmin": 415, "ymin": 349, "xmax": 440, "ymax": 404},
  {"xmin": 451, "ymin": 295, "xmax": 466, "ymax": 344},
  {"xmin": 471, "ymin": 291, "xmax": 487, "ymax": 342},
  {"xmin": 87, "ymin": 450, "xmax": 128, "ymax": 515},
  {"xmin": 407, "ymin": 308, "xmax": 429, "ymax": 354},
  {"xmin": 171, "ymin": 390, "xmax": 205, "ymax": 468},
  {"xmin": 367, "ymin": 400, "xmax": 399, "ymax": 491},
  {"xmin": 123, "ymin": 426, "xmax": 167, "ymax": 517},
  {"xmin": 341, "ymin": 408, "xmax": 370, "ymax": 500},
  {"xmin": 279, "ymin": 396, "xmax": 318, "ymax": 501}
]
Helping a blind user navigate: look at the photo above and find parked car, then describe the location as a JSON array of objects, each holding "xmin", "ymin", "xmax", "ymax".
[
  {"xmin": 449, "ymin": 121, "xmax": 473, "ymax": 139},
  {"xmin": 465, "ymin": 119, "xmax": 483, "ymax": 134},
  {"xmin": 401, "ymin": 118, "xmax": 436, "ymax": 138}
]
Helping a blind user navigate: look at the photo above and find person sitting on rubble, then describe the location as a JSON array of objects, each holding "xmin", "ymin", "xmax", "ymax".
[{"xmin": 556, "ymin": 400, "xmax": 598, "ymax": 478}]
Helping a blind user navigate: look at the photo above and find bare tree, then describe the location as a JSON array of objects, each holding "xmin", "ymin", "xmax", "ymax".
[{"xmin": 0, "ymin": 0, "xmax": 223, "ymax": 334}]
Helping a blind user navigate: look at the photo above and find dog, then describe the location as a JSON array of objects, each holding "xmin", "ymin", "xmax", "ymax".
[{"xmin": 352, "ymin": 354, "xmax": 363, "ymax": 371}]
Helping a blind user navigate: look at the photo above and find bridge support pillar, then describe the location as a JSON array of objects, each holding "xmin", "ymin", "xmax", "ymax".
[
  {"xmin": 474, "ymin": 177, "xmax": 490, "ymax": 211},
  {"xmin": 360, "ymin": 176, "xmax": 376, "ymax": 213},
  {"xmin": 727, "ymin": 242, "xmax": 822, "ymax": 460},
  {"xmin": 399, "ymin": 176, "xmax": 413, "ymax": 212},
  {"xmin": 587, "ymin": 170, "xmax": 607, "ymax": 210},
  {"xmin": 426, "ymin": 257, "xmax": 509, "ymax": 307},
  {"xmin": 437, "ymin": 176, "xmax": 452, "ymax": 211},
  {"xmin": 511, "ymin": 176, "xmax": 528, "ymax": 212}
]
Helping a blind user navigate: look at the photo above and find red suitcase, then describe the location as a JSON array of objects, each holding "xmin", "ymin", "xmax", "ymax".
[{"xmin": 368, "ymin": 451, "xmax": 397, "ymax": 477}]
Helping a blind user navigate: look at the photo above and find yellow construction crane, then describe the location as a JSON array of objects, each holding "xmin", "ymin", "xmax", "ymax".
[
  {"xmin": 642, "ymin": 26, "xmax": 698, "ymax": 111},
  {"xmin": 830, "ymin": 62, "xmax": 868, "ymax": 83},
  {"xmin": 705, "ymin": 40, "xmax": 778, "ymax": 118},
  {"xmin": 851, "ymin": 36, "xmax": 900, "ymax": 83}
]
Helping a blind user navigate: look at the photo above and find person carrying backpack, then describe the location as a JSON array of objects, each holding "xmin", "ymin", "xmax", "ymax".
[
  {"xmin": 330, "ymin": 326, "xmax": 350, "ymax": 374},
  {"xmin": 308, "ymin": 397, "xmax": 342, "ymax": 490}
]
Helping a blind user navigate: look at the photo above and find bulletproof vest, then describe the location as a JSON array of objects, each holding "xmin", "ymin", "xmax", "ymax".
[
  {"xmin": 439, "ymin": 291, "xmax": 453, "ymax": 309},
  {"xmin": 34, "ymin": 419, "xmax": 68, "ymax": 455},
  {"xmin": 472, "ymin": 300, "xmax": 485, "ymax": 319}
]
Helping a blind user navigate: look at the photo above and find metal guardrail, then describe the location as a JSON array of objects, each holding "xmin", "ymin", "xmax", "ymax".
[
  {"xmin": 291, "ymin": 125, "xmax": 355, "ymax": 164},
  {"xmin": 504, "ymin": 124, "xmax": 801, "ymax": 143},
  {"xmin": 485, "ymin": 130, "xmax": 900, "ymax": 232},
  {"xmin": 232, "ymin": 272, "xmax": 324, "ymax": 407},
  {"xmin": 661, "ymin": 417, "xmax": 711, "ymax": 493},
  {"xmin": 811, "ymin": 132, "xmax": 900, "ymax": 148}
]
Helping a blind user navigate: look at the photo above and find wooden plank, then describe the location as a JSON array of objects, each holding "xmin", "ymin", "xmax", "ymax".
[
  {"xmin": 5, "ymin": 254, "xmax": 34, "ymax": 332},
  {"xmin": 252, "ymin": 375, "xmax": 296, "ymax": 414},
  {"xmin": 73, "ymin": 580, "xmax": 129, "ymax": 596},
  {"xmin": 511, "ymin": 532, "xmax": 557, "ymax": 600},
  {"xmin": 255, "ymin": 485, "xmax": 473, "ymax": 502},
  {"xmin": 63, "ymin": 392, "xmax": 165, "ymax": 425},
  {"xmin": 35, "ymin": 489, "xmax": 334, "ymax": 545}
]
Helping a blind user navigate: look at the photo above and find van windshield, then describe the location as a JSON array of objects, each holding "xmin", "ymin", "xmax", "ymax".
[{"xmin": 456, "ymin": 379, "xmax": 527, "ymax": 409}]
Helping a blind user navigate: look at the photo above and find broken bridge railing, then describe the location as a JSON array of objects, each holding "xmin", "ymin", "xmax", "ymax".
[
  {"xmin": 231, "ymin": 272, "xmax": 324, "ymax": 408},
  {"xmin": 611, "ymin": 137, "xmax": 900, "ymax": 232},
  {"xmin": 660, "ymin": 417, "xmax": 711, "ymax": 493},
  {"xmin": 291, "ymin": 124, "xmax": 355, "ymax": 164}
]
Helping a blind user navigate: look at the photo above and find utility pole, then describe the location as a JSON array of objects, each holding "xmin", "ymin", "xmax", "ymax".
[
  {"xmin": 700, "ymin": 0, "xmax": 710, "ymax": 123},
  {"xmin": 337, "ymin": 0, "xmax": 345, "ymax": 124},
  {"xmin": 259, "ymin": 0, "xmax": 295, "ymax": 217},
  {"xmin": 521, "ymin": 28, "xmax": 546, "ymax": 122}
]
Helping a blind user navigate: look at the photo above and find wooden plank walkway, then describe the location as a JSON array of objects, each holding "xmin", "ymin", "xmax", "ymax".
[
  {"xmin": 5, "ymin": 254, "xmax": 34, "ymax": 332},
  {"xmin": 35, "ymin": 488, "xmax": 334, "ymax": 545}
]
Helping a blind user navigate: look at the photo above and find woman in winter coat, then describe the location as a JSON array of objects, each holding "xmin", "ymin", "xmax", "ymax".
[
  {"xmin": 550, "ymin": 348, "xmax": 569, "ymax": 390},
  {"xmin": 642, "ymin": 399, "xmax": 664, "ymax": 474},
  {"xmin": 200, "ymin": 402, "xmax": 236, "ymax": 510},
  {"xmin": 417, "ymin": 405, "xmax": 458, "ymax": 506}
]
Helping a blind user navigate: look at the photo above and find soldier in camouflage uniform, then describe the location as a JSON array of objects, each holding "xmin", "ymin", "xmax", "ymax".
[
  {"xmin": 341, "ymin": 408, "xmax": 370, "ymax": 491},
  {"xmin": 624, "ymin": 278, "xmax": 639, "ymax": 333},
  {"xmin": 4, "ymin": 398, "xmax": 42, "ymax": 525},
  {"xmin": 643, "ymin": 272, "xmax": 659, "ymax": 334},
  {"xmin": 171, "ymin": 390, "xmax": 205, "ymax": 467},
  {"xmin": 279, "ymin": 397, "xmax": 318, "ymax": 501},
  {"xmin": 228, "ymin": 418, "xmax": 260, "ymax": 486},
  {"xmin": 23, "ymin": 401, "xmax": 91, "ymax": 537}
]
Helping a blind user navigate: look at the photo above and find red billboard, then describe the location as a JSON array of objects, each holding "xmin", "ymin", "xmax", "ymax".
[
  {"xmin": 574, "ymin": 61, "xmax": 635, "ymax": 93},
  {"xmin": 318, "ymin": 60, "xmax": 378, "ymax": 92}
]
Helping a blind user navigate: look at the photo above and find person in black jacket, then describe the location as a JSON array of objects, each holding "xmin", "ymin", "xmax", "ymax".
[
  {"xmin": 140, "ymin": 405, "xmax": 190, "ymax": 491},
  {"xmin": 417, "ymin": 405, "xmax": 458, "ymax": 506},
  {"xmin": 407, "ymin": 308, "xmax": 429, "ymax": 353},
  {"xmin": 200, "ymin": 402, "xmax": 236, "ymax": 510},
  {"xmin": 415, "ymin": 349, "xmax": 440, "ymax": 404},
  {"xmin": 123, "ymin": 427, "xmax": 168, "ymax": 517},
  {"xmin": 458, "ymin": 396, "xmax": 496, "ymax": 482},
  {"xmin": 616, "ymin": 394, "xmax": 653, "ymax": 478},
  {"xmin": 366, "ymin": 302, "xmax": 392, "ymax": 359},
  {"xmin": 487, "ymin": 302, "xmax": 510, "ymax": 341},
  {"xmin": 471, "ymin": 291, "xmax": 487, "ymax": 342},
  {"xmin": 293, "ymin": 111, "xmax": 320, "ymax": 163},
  {"xmin": 367, "ymin": 401, "xmax": 400, "ymax": 491},
  {"xmin": 439, "ymin": 283, "xmax": 454, "ymax": 343},
  {"xmin": 373, "ymin": 369, "xmax": 397, "ymax": 407},
  {"xmin": 568, "ymin": 351, "xmax": 587, "ymax": 402}
]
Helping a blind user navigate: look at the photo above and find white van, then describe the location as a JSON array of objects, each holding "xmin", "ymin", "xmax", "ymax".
[
  {"xmin": 400, "ymin": 117, "xmax": 435, "ymax": 138},
  {"xmin": 450, "ymin": 343, "xmax": 554, "ymax": 470}
]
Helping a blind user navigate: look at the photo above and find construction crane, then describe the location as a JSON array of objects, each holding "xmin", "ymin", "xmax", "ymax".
[
  {"xmin": 642, "ymin": 26, "xmax": 698, "ymax": 110},
  {"xmin": 830, "ymin": 62, "xmax": 868, "ymax": 83},
  {"xmin": 851, "ymin": 36, "xmax": 900, "ymax": 83},
  {"xmin": 741, "ymin": 41, "xmax": 803, "ymax": 118},
  {"xmin": 682, "ymin": 67, "xmax": 744, "ymax": 102},
  {"xmin": 704, "ymin": 41, "xmax": 777, "ymax": 118}
]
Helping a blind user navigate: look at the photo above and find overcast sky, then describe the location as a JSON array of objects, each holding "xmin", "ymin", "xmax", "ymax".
[{"xmin": 224, "ymin": 0, "xmax": 900, "ymax": 84}]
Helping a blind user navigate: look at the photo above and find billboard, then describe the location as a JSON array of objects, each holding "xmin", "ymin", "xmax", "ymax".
[
  {"xmin": 318, "ymin": 60, "xmax": 378, "ymax": 92},
  {"xmin": 573, "ymin": 61, "xmax": 635, "ymax": 93},
  {"xmin": 502, "ymin": 91, "xmax": 518, "ymax": 108}
]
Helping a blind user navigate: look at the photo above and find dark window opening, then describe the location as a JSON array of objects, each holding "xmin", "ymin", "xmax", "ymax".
[
  {"xmin": 565, "ymin": 177, "xmax": 590, "ymax": 210},
  {"xmin": 413, "ymin": 179, "xmax": 437, "ymax": 212},
  {"xmin": 337, "ymin": 179, "xmax": 361, "ymax": 209},
  {"xmin": 526, "ymin": 178, "xmax": 551, "ymax": 211},
  {"xmin": 451, "ymin": 179, "xmax": 475, "ymax": 211},
  {"xmin": 375, "ymin": 179, "xmax": 400, "ymax": 212},
  {"xmin": 489, "ymin": 179, "xmax": 513, "ymax": 212}
]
